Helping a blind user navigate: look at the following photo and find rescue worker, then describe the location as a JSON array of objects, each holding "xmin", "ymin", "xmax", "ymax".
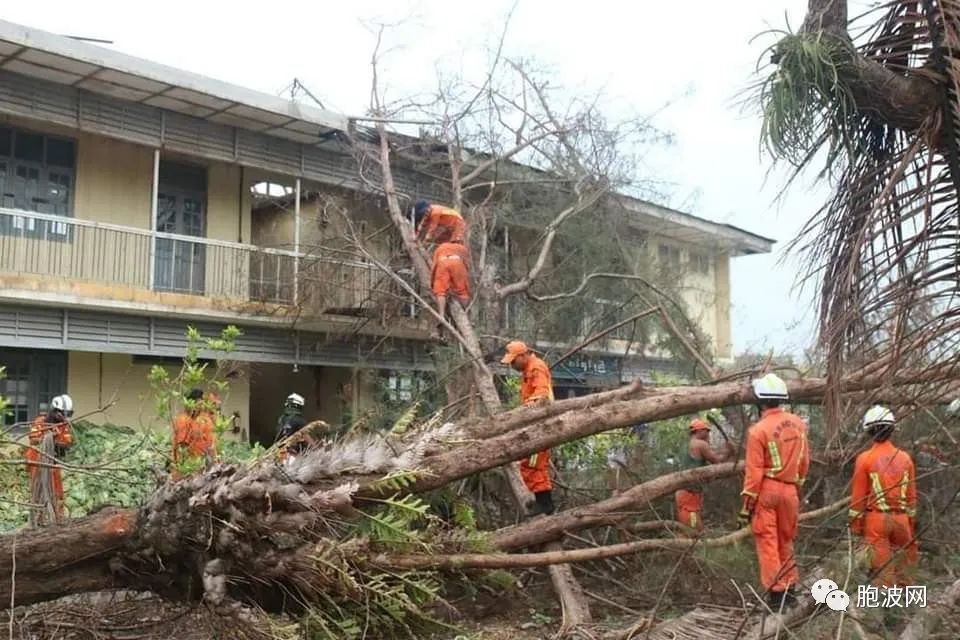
[
  {"xmin": 848, "ymin": 406, "xmax": 918, "ymax": 587},
  {"xmin": 501, "ymin": 340, "xmax": 556, "ymax": 515},
  {"xmin": 675, "ymin": 418, "xmax": 735, "ymax": 532},
  {"xmin": 430, "ymin": 240, "xmax": 470, "ymax": 341},
  {"xmin": 172, "ymin": 388, "xmax": 217, "ymax": 478},
  {"xmin": 26, "ymin": 394, "xmax": 74, "ymax": 524},
  {"xmin": 414, "ymin": 199, "xmax": 466, "ymax": 244},
  {"xmin": 276, "ymin": 393, "xmax": 305, "ymax": 436},
  {"xmin": 738, "ymin": 373, "xmax": 809, "ymax": 609}
]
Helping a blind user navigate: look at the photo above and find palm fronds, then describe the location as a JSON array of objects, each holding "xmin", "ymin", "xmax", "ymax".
[{"xmin": 753, "ymin": 0, "xmax": 960, "ymax": 437}]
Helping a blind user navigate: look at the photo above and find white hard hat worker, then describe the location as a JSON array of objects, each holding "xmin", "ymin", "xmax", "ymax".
[
  {"xmin": 751, "ymin": 373, "xmax": 789, "ymax": 403},
  {"xmin": 285, "ymin": 393, "xmax": 305, "ymax": 409},
  {"xmin": 862, "ymin": 405, "xmax": 896, "ymax": 441},
  {"xmin": 50, "ymin": 394, "xmax": 74, "ymax": 418},
  {"xmin": 947, "ymin": 398, "xmax": 960, "ymax": 417}
]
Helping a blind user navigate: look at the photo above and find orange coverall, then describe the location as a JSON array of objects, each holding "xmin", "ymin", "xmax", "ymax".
[
  {"xmin": 418, "ymin": 205, "xmax": 466, "ymax": 243},
  {"xmin": 431, "ymin": 242, "xmax": 470, "ymax": 301},
  {"xmin": 848, "ymin": 441, "xmax": 918, "ymax": 587},
  {"xmin": 676, "ymin": 489, "xmax": 704, "ymax": 531},
  {"xmin": 741, "ymin": 407, "xmax": 810, "ymax": 593},
  {"xmin": 518, "ymin": 355, "xmax": 555, "ymax": 493},
  {"xmin": 25, "ymin": 414, "xmax": 73, "ymax": 512},
  {"xmin": 172, "ymin": 410, "xmax": 217, "ymax": 477}
]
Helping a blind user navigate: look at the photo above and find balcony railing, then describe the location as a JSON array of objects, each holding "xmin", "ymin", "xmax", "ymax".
[{"xmin": 0, "ymin": 207, "xmax": 415, "ymax": 320}]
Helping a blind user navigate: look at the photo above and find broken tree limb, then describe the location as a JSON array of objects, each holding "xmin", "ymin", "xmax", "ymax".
[
  {"xmin": 897, "ymin": 577, "xmax": 960, "ymax": 640},
  {"xmin": 550, "ymin": 307, "xmax": 661, "ymax": 370},
  {"xmin": 375, "ymin": 500, "xmax": 847, "ymax": 570},
  {"xmin": 493, "ymin": 462, "xmax": 744, "ymax": 551}
]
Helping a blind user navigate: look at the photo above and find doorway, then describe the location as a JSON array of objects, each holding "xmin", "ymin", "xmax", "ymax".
[{"xmin": 154, "ymin": 160, "xmax": 207, "ymax": 295}]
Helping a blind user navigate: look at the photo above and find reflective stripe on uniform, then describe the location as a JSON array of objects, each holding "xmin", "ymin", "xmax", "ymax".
[
  {"xmin": 689, "ymin": 512, "xmax": 698, "ymax": 529},
  {"xmin": 528, "ymin": 453, "xmax": 539, "ymax": 466},
  {"xmin": 869, "ymin": 472, "xmax": 891, "ymax": 512},
  {"xmin": 899, "ymin": 470, "xmax": 909, "ymax": 512},
  {"xmin": 765, "ymin": 441, "xmax": 783, "ymax": 477},
  {"xmin": 848, "ymin": 509, "xmax": 863, "ymax": 519}
]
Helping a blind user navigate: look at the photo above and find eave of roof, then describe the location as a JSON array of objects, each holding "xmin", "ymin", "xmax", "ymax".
[{"xmin": 0, "ymin": 19, "xmax": 349, "ymax": 144}]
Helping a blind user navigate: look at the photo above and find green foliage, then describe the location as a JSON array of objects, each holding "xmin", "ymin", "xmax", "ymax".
[
  {"xmin": 358, "ymin": 495, "xmax": 433, "ymax": 552},
  {"xmin": 367, "ymin": 470, "xmax": 420, "ymax": 495},
  {"xmin": 754, "ymin": 30, "xmax": 859, "ymax": 170},
  {"xmin": 148, "ymin": 324, "xmax": 242, "ymax": 476}
]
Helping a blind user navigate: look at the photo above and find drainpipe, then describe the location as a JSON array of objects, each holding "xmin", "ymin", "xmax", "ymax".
[
  {"xmin": 293, "ymin": 178, "xmax": 301, "ymax": 306},
  {"xmin": 148, "ymin": 149, "xmax": 160, "ymax": 290}
]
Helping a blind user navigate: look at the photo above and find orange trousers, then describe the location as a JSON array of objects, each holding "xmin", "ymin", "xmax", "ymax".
[
  {"xmin": 520, "ymin": 449, "xmax": 552, "ymax": 493},
  {"xmin": 28, "ymin": 464, "xmax": 65, "ymax": 514},
  {"xmin": 432, "ymin": 257, "xmax": 470, "ymax": 300},
  {"xmin": 863, "ymin": 512, "xmax": 917, "ymax": 587},
  {"xmin": 675, "ymin": 489, "xmax": 704, "ymax": 531},
  {"xmin": 751, "ymin": 479, "xmax": 799, "ymax": 592}
]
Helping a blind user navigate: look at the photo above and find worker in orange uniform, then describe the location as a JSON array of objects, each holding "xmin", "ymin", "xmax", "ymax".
[
  {"xmin": 848, "ymin": 406, "xmax": 918, "ymax": 587},
  {"xmin": 501, "ymin": 340, "xmax": 556, "ymax": 516},
  {"xmin": 172, "ymin": 388, "xmax": 217, "ymax": 479},
  {"xmin": 738, "ymin": 373, "xmax": 809, "ymax": 610},
  {"xmin": 26, "ymin": 394, "xmax": 74, "ymax": 524},
  {"xmin": 431, "ymin": 240, "xmax": 470, "ymax": 341},
  {"xmin": 675, "ymin": 417, "xmax": 735, "ymax": 532},
  {"xmin": 414, "ymin": 199, "xmax": 466, "ymax": 244}
]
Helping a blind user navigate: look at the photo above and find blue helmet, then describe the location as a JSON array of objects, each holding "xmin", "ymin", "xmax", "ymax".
[{"xmin": 413, "ymin": 200, "xmax": 430, "ymax": 223}]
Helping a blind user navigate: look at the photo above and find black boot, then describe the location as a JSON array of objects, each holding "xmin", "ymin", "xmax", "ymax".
[
  {"xmin": 767, "ymin": 590, "xmax": 786, "ymax": 610},
  {"xmin": 533, "ymin": 491, "xmax": 556, "ymax": 515}
]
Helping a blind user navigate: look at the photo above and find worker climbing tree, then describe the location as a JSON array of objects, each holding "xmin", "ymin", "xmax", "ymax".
[
  {"xmin": 430, "ymin": 239, "xmax": 470, "ymax": 342},
  {"xmin": 414, "ymin": 199, "xmax": 466, "ymax": 244}
]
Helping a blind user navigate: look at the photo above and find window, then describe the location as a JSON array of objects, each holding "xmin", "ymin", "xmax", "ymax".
[
  {"xmin": 384, "ymin": 372, "xmax": 421, "ymax": 402},
  {"xmin": 0, "ymin": 349, "xmax": 67, "ymax": 431},
  {"xmin": 0, "ymin": 126, "xmax": 76, "ymax": 240},
  {"xmin": 691, "ymin": 252, "xmax": 711, "ymax": 274},
  {"xmin": 657, "ymin": 244, "xmax": 681, "ymax": 270}
]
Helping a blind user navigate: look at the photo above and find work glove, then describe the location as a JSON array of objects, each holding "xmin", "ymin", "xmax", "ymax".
[{"xmin": 737, "ymin": 495, "xmax": 756, "ymax": 529}]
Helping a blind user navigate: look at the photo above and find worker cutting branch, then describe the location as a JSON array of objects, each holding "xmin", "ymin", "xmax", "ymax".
[
  {"xmin": 26, "ymin": 394, "xmax": 74, "ymax": 526},
  {"xmin": 848, "ymin": 405, "xmax": 918, "ymax": 587},
  {"xmin": 501, "ymin": 340, "xmax": 556, "ymax": 516},
  {"xmin": 675, "ymin": 417, "xmax": 735, "ymax": 532},
  {"xmin": 414, "ymin": 199, "xmax": 466, "ymax": 244},
  {"xmin": 738, "ymin": 373, "xmax": 809, "ymax": 610}
]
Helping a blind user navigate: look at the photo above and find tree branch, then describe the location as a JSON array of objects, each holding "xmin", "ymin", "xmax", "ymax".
[
  {"xmin": 375, "ymin": 500, "xmax": 848, "ymax": 570},
  {"xmin": 495, "ymin": 186, "xmax": 608, "ymax": 298}
]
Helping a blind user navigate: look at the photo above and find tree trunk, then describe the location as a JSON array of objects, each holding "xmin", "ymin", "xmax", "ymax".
[
  {"xmin": 0, "ymin": 367, "xmax": 944, "ymax": 610},
  {"xmin": 493, "ymin": 462, "xmax": 743, "ymax": 551}
]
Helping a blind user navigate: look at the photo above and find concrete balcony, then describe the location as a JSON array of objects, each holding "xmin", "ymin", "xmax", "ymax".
[{"xmin": 0, "ymin": 207, "xmax": 423, "ymax": 336}]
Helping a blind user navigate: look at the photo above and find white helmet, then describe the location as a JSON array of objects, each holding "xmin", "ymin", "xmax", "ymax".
[
  {"xmin": 862, "ymin": 405, "xmax": 895, "ymax": 430},
  {"xmin": 285, "ymin": 393, "xmax": 305, "ymax": 408},
  {"xmin": 947, "ymin": 398, "xmax": 960, "ymax": 416},
  {"xmin": 51, "ymin": 394, "xmax": 74, "ymax": 417},
  {"xmin": 751, "ymin": 373, "xmax": 789, "ymax": 401}
]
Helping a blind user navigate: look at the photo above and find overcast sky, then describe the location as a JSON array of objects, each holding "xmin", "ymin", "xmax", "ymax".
[{"xmin": 5, "ymin": 0, "xmax": 853, "ymax": 358}]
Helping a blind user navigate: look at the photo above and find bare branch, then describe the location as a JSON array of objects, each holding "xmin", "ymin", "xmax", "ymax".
[{"xmin": 495, "ymin": 185, "xmax": 608, "ymax": 298}]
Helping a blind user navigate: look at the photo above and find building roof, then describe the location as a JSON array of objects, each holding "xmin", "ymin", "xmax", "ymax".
[
  {"xmin": 0, "ymin": 19, "xmax": 348, "ymax": 144},
  {"xmin": 0, "ymin": 18, "xmax": 775, "ymax": 256}
]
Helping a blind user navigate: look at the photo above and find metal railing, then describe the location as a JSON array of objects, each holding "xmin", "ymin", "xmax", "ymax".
[{"xmin": 0, "ymin": 207, "xmax": 412, "ymax": 319}]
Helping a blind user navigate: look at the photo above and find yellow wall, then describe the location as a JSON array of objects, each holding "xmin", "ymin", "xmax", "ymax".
[{"xmin": 67, "ymin": 351, "xmax": 250, "ymax": 438}]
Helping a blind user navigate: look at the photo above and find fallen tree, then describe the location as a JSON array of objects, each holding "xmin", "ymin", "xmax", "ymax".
[{"xmin": 0, "ymin": 367, "xmax": 948, "ymax": 614}]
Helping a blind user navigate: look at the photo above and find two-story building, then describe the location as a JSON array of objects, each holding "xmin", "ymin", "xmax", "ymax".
[{"xmin": 0, "ymin": 19, "xmax": 773, "ymax": 442}]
